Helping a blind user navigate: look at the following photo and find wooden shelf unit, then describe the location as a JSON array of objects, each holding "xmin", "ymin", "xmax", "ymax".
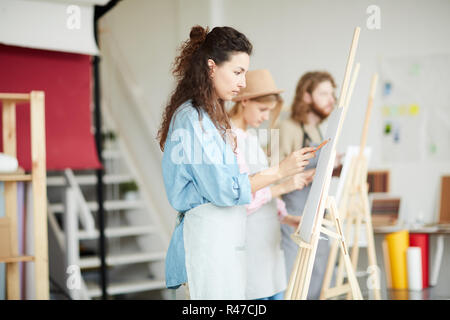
[
  {"xmin": 0, "ymin": 256, "xmax": 35, "ymax": 264},
  {"xmin": 1, "ymin": 91, "xmax": 49, "ymax": 300},
  {"xmin": 0, "ymin": 174, "xmax": 32, "ymax": 182}
]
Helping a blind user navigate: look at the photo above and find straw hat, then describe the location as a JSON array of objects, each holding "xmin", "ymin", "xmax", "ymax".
[{"xmin": 232, "ymin": 69, "xmax": 284, "ymax": 101}]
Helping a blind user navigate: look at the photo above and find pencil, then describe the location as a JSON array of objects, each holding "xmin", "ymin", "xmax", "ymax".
[{"xmin": 312, "ymin": 139, "xmax": 330, "ymax": 154}]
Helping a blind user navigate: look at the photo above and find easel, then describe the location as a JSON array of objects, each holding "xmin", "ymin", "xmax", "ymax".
[
  {"xmin": 285, "ymin": 27, "xmax": 362, "ymax": 300},
  {"xmin": 320, "ymin": 74, "xmax": 381, "ymax": 300}
]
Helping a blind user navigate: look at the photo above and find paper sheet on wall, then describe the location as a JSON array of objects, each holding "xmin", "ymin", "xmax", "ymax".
[{"xmin": 380, "ymin": 54, "xmax": 450, "ymax": 162}]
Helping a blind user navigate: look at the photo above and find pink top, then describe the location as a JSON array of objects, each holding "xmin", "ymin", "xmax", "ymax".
[{"xmin": 233, "ymin": 126, "xmax": 288, "ymax": 221}]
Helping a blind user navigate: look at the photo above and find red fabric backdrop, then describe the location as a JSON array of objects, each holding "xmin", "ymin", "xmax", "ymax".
[{"xmin": 0, "ymin": 44, "xmax": 101, "ymax": 171}]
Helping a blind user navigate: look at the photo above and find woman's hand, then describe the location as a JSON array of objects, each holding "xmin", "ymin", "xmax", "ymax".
[
  {"xmin": 303, "ymin": 168, "xmax": 316, "ymax": 186},
  {"xmin": 271, "ymin": 172, "xmax": 308, "ymax": 198},
  {"xmin": 277, "ymin": 147, "xmax": 316, "ymax": 179},
  {"xmin": 281, "ymin": 214, "xmax": 302, "ymax": 228},
  {"xmin": 249, "ymin": 147, "xmax": 314, "ymax": 193},
  {"xmin": 284, "ymin": 173, "xmax": 309, "ymax": 192}
]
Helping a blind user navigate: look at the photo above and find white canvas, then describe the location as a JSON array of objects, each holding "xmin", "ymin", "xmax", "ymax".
[
  {"xmin": 334, "ymin": 146, "xmax": 372, "ymax": 247},
  {"xmin": 335, "ymin": 146, "xmax": 372, "ymax": 206},
  {"xmin": 299, "ymin": 107, "xmax": 343, "ymax": 243}
]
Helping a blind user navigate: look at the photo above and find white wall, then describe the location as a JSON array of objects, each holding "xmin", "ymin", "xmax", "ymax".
[
  {"xmin": 99, "ymin": 0, "xmax": 180, "ymax": 235},
  {"xmin": 220, "ymin": 0, "xmax": 450, "ymax": 225},
  {"xmin": 100, "ymin": 0, "xmax": 450, "ymax": 232}
]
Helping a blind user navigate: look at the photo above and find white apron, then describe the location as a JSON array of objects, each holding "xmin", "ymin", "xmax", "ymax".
[
  {"xmin": 183, "ymin": 202, "xmax": 247, "ymax": 299},
  {"xmin": 246, "ymin": 199, "xmax": 287, "ymax": 299},
  {"xmin": 238, "ymin": 128, "xmax": 287, "ymax": 299}
]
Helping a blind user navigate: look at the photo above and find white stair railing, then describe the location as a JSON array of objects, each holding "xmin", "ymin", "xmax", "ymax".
[
  {"xmin": 99, "ymin": 33, "xmax": 172, "ymax": 243},
  {"xmin": 63, "ymin": 169, "xmax": 96, "ymax": 235},
  {"xmin": 63, "ymin": 187, "xmax": 91, "ymax": 300},
  {"xmin": 62, "ymin": 169, "xmax": 99, "ymax": 299}
]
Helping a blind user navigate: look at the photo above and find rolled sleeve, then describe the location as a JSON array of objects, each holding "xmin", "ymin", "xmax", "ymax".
[
  {"xmin": 233, "ymin": 173, "xmax": 252, "ymax": 205},
  {"xmin": 245, "ymin": 186, "xmax": 272, "ymax": 215}
]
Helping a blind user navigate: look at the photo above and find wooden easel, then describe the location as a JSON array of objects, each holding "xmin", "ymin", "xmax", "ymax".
[
  {"xmin": 285, "ymin": 27, "xmax": 362, "ymax": 300},
  {"xmin": 320, "ymin": 74, "xmax": 381, "ymax": 300},
  {"xmin": 0, "ymin": 92, "xmax": 49, "ymax": 300},
  {"xmin": 285, "ymin": 156, "xmax": 363, "ymax": 300}
]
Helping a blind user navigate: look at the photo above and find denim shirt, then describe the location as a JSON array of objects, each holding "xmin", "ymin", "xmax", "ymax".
[{"xmin": 162, "ymin": 100, "xmax": 252, "ymax": 289}]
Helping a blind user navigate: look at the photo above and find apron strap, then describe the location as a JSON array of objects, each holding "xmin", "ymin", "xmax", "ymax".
[{"xmin": 300, "ymin": 123, "xmax": 323, "ymax": 147}]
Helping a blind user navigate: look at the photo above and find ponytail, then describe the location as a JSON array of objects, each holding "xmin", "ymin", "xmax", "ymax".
[{"xmin": 173, "ymin": 25, "xmax": 209, "ymax": 80}]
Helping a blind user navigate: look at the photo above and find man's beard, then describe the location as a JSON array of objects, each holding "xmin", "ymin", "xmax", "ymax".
[{"xmin": 310, "ymin": 101, "xmax": 332, "ymax": 119}]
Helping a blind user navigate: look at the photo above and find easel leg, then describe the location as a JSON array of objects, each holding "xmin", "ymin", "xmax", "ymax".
[
  {"xmin": 287, "ymin": 233, "xmax": 321, "ymax": 300},
  {"xmin": 336, "ymin": 207, "xmax": 353, "ymax": 287},
  {"xmin": 346, "ymin": 201, "xmax": 363, "ymax": 299},
  {"xmin": 350, "ymin": 204, "xmax": 362, "ymax": 269},
  {"xmin": 292, "ymin": 248, "xmax": 306, "ymax": 299},
  {"xmin": 340, "ymin": 243, "xmax": 363, "ymax": 300},
  {"xmin": 349, "ymin": 160, "xmax": 366, "ymax": 272},
  {"xmin": 294, "ymin": 246, "xmax": 312, "ymax": 299},
  {"xmin": 285, "ymin": 248, "xmax": 302, "ymax": 299},
  {"xmin": 300, "ymin": 232, "xmax": 323, "ymax": 300},
  {"xmin": 361, "ymin": 184, "xmax": 381, "ymax": 300},
  {"xmin": 320, "ymin": 238, "xmax": 339, "ymax": 299},
  {"xmin": 329, "ymin": 198, "xmax": 363, "ymax": 300}
]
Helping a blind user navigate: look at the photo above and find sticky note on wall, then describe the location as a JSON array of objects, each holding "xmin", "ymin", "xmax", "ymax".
[
  {"xmin": 381, "ymin": 106, "xmax": 390, "ymax": 117},
  {"xmin": 399, "ymin": 105, "xmax": 408, "ymax": 115},
  {"xmin": 383, "ymin": 82, "xmax": 392, "ymax": 96},
  {"xmin": 409, "ymin": 104, "xmax": 420, "ymax": 116}
]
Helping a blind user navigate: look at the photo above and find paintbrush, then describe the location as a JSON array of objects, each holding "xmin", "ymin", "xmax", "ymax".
[{"xmin": 311, "ymin": 138, "xmax": 330, "ymax": 154}]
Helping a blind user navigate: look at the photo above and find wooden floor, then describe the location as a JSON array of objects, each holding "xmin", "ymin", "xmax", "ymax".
[
  {"xmin": 348, "ymin": 288, "xmax": 450, "ymax": 300},
  {"xmin": 385, "ymin": 288, "xmax": 450, "ymax": 300}
]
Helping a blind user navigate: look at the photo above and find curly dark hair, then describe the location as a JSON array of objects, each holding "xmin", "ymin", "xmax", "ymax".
[{"xmin": 157, "ymin": 25, "xmax": 253, "ymax": 151}]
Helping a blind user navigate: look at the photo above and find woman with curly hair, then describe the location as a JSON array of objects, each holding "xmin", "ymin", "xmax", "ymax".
[{"xmin": 158, "ymin": 26, "xmax": 315, "ymax": 299}]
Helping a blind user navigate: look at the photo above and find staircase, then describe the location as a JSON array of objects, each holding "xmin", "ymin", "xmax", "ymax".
[{"xmin": 47, "ymin": 144, "xmax": 169, "ymax": 299}]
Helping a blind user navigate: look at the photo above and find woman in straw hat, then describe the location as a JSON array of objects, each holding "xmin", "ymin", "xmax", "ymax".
[
  {"xmin": 158, "ymin": 26, "xmax": 315, "ymax": 299},
  {"xmin": 229, "ymin": 69, "xmax": 315, "ymax": 300}
]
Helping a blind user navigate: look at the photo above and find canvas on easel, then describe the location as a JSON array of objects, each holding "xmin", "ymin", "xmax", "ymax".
[
  {"xmin": 334, "ymin": 146, "xmax": 372, "ymax": 245},
  {"xmin": 335, "ymin": 146, "xmax": 372, "ymax": 212},
  {"xmin": 320, "ymin": 74, "xmax": 381, "ymax": 300},
  {"xmin": 285, "ymin": 27, "xmax": 363, "ymax": 300}
]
